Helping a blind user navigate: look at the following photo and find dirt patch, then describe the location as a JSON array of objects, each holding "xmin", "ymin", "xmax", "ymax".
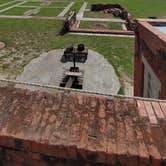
[
  {"xmin": 95, "ymin": 22, "xmax": 107, "ymax": 28},
  {"xmin": 0, "ymin": 42, "xmax": 5, "ymax": 50}
]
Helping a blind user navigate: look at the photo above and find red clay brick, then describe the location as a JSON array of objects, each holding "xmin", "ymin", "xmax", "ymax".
[
  {"xmin": 105, "ymin": 99, "xmax": 117, "ymax": 165},
  {"xmin": 160, "ymin": 102, "xmax": 166, "ymax": 118},
  {"xmin": 141, "ymin": 126, "xmax": 161, "ymax": 166},
  {"xmin": 0, "ymin": 87, "xmax": 165, "ymax": 165},
  {"xmin": 144, "ymin": 101, "xmax": 158, "ymax": 125},
  {"xmin": 151, "ymin": 101, "xmax": 165, "ymax": 120},
  {"xmin": 135, "ymin": 126, "xmax": 150, "ymax": 166},
  {"xmin": 114, "ymin": 100, "xmax": 127, "ymax": 165},
  {"xmin": 137, "ymin": 99, "xmax": 148, "ymax": 118},
  {"xmin": 123, "ymin": 101, "xmax": 139, "ymax": 166}
]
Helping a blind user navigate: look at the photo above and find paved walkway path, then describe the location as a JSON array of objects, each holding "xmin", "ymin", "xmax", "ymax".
[
  {"xmin": 0, "ymin": 0, "xmax": 15, "ymax": 8},
  {"xmin": 16, "ymin": 49, "xmax": 120, "ymax": 94},
  {"xmin": 17, "ymin": 5, "xmax": 37, "ymax": 8},
  {"xmin": 77, "ymin": 2, "xmax": 87, "ymax": 19},
  {"xmin": 81, "ymin": 17, "xmax": 126, "ymax": 23},
  {"xmin": 69, "ymin": 32, "xmax": 135, "ymax": 38},
  {"xmin": 0, "ymin": 1, "xmax": 26, "ymax": 13},
  {"xmin": 58, "ymin": 1, "xmax": 74, "ymax": 17},
  {"xmin": 0, "ymin": 15, "xmax": 65, "ymax": 20}
]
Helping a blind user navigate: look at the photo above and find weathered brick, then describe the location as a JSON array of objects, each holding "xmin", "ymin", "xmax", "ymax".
[
  {"xmin": 0, "ymin": 134, "xmax": 15, "ymax": 148},
  {"xmin": 160, "ymin": 102, "xmax": 166, "ymax": 118},
  {"xmin": 151, "ymin": 101, "xmax": 165, "ymax": 120},
  {"xmin": 114, "ymin": 100, "xmax": 127, "ymax": 165},
  {"xmin": 135, "ymin": 126, "xmax": 150, "ymax": 166},
  {"xmin": 141, "ymin": 126, "xmax": 161, "ymax": 166},
  {"xmin": 144, "ymin": 101, "xmax": 158, "ymax": 125},
  {"xmin": 137, "ymin": 99, "xmax": 148, "ymax": 118},
  {"xmin": 123, "ymin": 101, "xmax": 139, "ymax": 166},
  {"xmin": 0, "ymin": 87, "xmax": 165, "ymax": 165}
]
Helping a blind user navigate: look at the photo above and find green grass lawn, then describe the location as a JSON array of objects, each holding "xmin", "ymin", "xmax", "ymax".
[
  {"xmin": 0, "ymin": 0, "xmax": 12, "ymax": 5},
  {"xmin": 0, "ymin": 18, "xmax": 134, "ymax": 85},
  {"xmin": 0, "ymin": 1, "xmax": 20, "ymax": 11},
  {"xmin": 23, "ymin": 2, "xmax": 42, "ymax": 6},
  {"xmin": 33, "ymin": 8, "xmax": 62, "ymax": 16},
  {"xmin": 65, "ymin": 1, "xmax": 83, "ymax": 16},
  {"xmin": 1, "ymin": 7, "xmax": 34, "ymax": 15},
  {"xmin": 80, "ymin": 21, "xmax": 122, "ymax": 30},
  {"xmin": 50, "ymin": 1, "xmax": 70, "ymax": 7},
  {"xmin": 86, "ymin": 0, "xmax": 166, "ymax": 18}
]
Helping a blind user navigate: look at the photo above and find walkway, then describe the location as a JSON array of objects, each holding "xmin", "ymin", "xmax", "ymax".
[
  {"xmin": 58, "ymin": 1, "xmax": 74, "ymax": 17},
  {"xmin": 81, "ymin": 17, "xmax": 126, "ymax": 23},
  {"xmin": 0, "ymin": 15, "xmax": 65, "ymax": 20},
  {"xmin": 0, "ymin": 1, "xmax": 26, "ymax": 13},
  {"xmin": 77, "ymin": 2, "xmax": 87, "ymax": 19}
]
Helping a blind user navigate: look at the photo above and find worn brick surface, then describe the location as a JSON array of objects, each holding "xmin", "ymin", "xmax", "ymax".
[{"xmin": 0, "ymin": 87, "xmax": 165, "ymax": 166}]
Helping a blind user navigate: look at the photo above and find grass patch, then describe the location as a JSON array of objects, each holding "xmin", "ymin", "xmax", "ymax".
[
  {"xmin": 50, "ymin": 1, "xmax": 69, "ymax": 7},
  {"xmin": 33, "ymin": 8, "xmax": 62, "ymax": 16},
  {"xmin": 65, "ymin": 1, "xmax": 83, "ymax": 16},
  {"xmin": 0, "ymin": 0, "xmax": 12, "ymax": 5},
  {"xmin": 0, "ymin": 1, "xmax": 20, "ymax": 10},
  {"xmin": 1, "ymin": 7, "xmax": 34, "ymax": 15},
  {"xmin": 80, "ymin": 21, "xmax": 122, "ymax": 30},
  {"xmin": 0, "ymin": 18, "xmax": 134, "ymax": 80},
  {"xmin": 86, "ymin": 0, "xmax": 166, "ymax": 18},
  {"xmin": 23, "ymin": 2, "xmax": 42, "ymax": 6},
  {"xmin": 84, "ymin": 11, "xmax": 114, "ymax": 18}
]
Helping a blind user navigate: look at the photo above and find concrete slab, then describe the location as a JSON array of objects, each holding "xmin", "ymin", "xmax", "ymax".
[
  {"xmin": 16, "ymin": 49, "xmax": 120, "ymax": 94},
  {"xmin": 81, "ymin": 17, "xmax": 126, "ymax": 23},
  {"xmin": 77, "ymin": 2, "xmax": 87, "ymax": 19},
  {"xmin": 0, "ymin": 1, "xmax": 26, "ymax": 13},
  {"xmin": 58, "ymin": 1, "xmax": 74, "ymax": 17}
]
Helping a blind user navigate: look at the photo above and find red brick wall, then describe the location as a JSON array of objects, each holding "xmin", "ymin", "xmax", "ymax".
[
  {"xmin": 134, "ymin": 20, "xmax": 166, "ymax": 99},
  {"xmin": 0, "ymin": 87, "xmax": 165, "ymax": 166}
]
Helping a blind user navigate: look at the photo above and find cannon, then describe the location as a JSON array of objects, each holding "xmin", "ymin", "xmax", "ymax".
[
  {"xmin": 61, "ymin": 44, "xmax": 88, "ymax": 63},
  {"xmin": 60, "ymin": 44, "xmax": 86, "ymax": 89}
]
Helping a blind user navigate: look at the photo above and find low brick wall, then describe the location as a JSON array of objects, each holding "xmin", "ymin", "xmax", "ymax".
[
  {"xmin": 134, "ymin": 19, "xmax": 166, "ymax": 99},
  {"xmin": 0, "ymin": 87, "xmax": 165, "ymax": 165}
]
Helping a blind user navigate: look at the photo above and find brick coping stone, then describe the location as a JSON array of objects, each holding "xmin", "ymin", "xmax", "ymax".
[{"xmin": 0, "ymin": 87, "xmax": 165, "ymax": 165}]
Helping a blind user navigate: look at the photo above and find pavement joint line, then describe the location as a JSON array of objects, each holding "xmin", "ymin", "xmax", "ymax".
[
  {"xmin": 0, "ymin": 0, "xmax": 16, "ymax": 8},
  {"xmin": 0, "ymin": 1, "xmax": 27, "ymax": 13},
  {"xmin": 81, "ymin": 17, "xmax": 126, "ymax": 23},
  {"xmin": 17, "ymin": 5, "xmax": 37, "ymax": 8},
  {"xmin": 58, "ymin": 1, "xmax": 74, "ymax": 17},
  {"xmin": 0, "ymin": 15, "xmax": 65, "ymax": 20},
  {"xmin": 69, "ymin": 32, "xmax": 135, "ymax": 38},
  {"xmin": 0, "ymin": 78, "xmax": 165, "ymax": 103}
]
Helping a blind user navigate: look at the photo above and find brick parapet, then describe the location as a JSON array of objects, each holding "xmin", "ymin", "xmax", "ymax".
[
  {"xmin": 0, "ymin": 87, "xmax": 165, "ymax": 165},
  {"xmin": 134, "ymin": 19, "xmax": 166, "ymax": 98}
]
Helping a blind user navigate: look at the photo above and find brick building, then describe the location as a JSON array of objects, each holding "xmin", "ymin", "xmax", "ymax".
[{"xmin": 134, "ymin": 19, "xmax": 166, "ymax": 99}]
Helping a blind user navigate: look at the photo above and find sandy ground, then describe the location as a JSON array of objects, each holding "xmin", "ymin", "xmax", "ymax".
[{"xmin": 16, "ymin": 49, "xmax": 120, "ymax": 94}]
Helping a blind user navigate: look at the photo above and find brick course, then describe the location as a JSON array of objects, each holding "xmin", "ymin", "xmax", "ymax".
[{"xmin": 0, "ymin": 87, "xmax": 165, "ymax": 165}]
